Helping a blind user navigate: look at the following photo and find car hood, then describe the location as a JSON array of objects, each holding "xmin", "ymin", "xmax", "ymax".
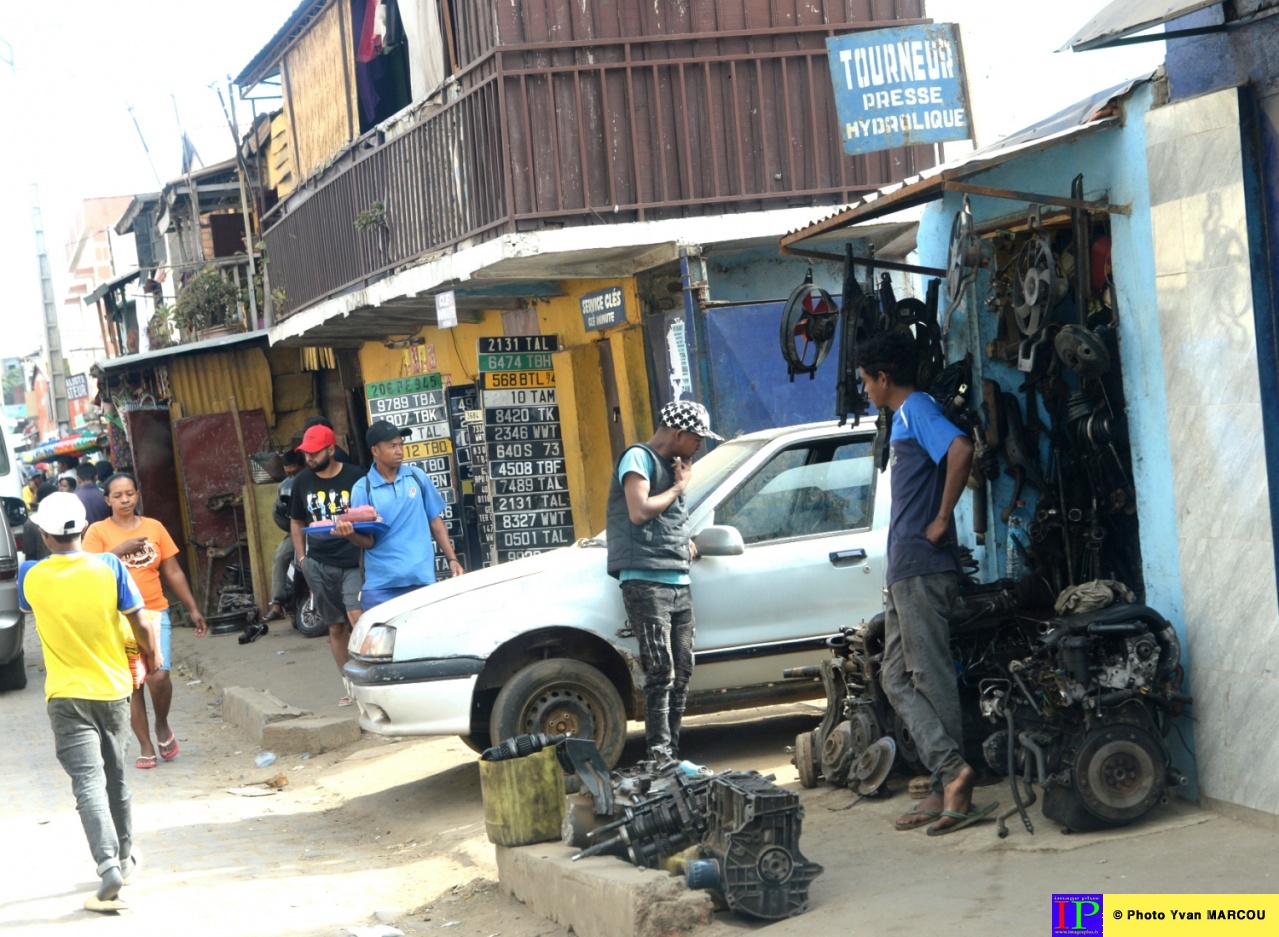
[{"xmin": 351, "ymin": 540, "xmax": 622, "ymax": 662}]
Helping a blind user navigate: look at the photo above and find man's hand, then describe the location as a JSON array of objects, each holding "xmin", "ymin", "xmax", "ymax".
[
  {"xmin": 113, "ymin": 537, "xmax": 148, "ymax": 556},
  {"xmin": 924, "ymin": 516, "xmax": 952, "ymax": 547},
  {"xmin": 672, "ymin": 457, "xmax": 692, "ymax": 494},
  {"xmin": 333, "ymin": 518, "xmax": 355, "ymax": 538},
  {"xmin": 688, "ymin": 538, "xmax": 700, "ymax": 562},
  {"xmin": 191, "ymin": 610, "xmax": 208, "ymax": 638},
  {"xmin": 447, "ymin": 558, "xmax": 465, "ymax": 577}
]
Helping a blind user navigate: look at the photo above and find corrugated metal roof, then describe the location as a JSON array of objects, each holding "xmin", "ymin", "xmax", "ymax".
[
  {"xmin": 235, "ymin": 0, "xmax": 330, "ymax": 90},
  {"xmin": 1061, "ymin": 0, "xmax": 1219, "ymax": 52},
  {"xmin": 84, "ymin": 269, "xmax": 140, "ymax": 306},
  {"xmin": 782, "ymin": 75, "xmax": 1149, "ymax": 246},
  {"xmin": 94, "ymin": 330, "xmax": 268, "ymax": 373}
]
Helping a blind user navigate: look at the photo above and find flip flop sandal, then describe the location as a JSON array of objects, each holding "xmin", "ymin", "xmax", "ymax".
[
  {"xmin": 158, "ymin": 736, "xmax": 179, "ymax": 761},
  {"xmin": 338, "ymin": 697, "xmax": 354, "ymax": 707},
  {"xmin": 84, "ymin": 895, "xmax": 127, "ymax": 913},
  {"xmin": 926, "ymin": 801, "xmax": 999, "ymax": 836},
  {"xmin": 135, "ymin": 756, "xmax": 157, "ymax": 770},
  {"xmin": 894, "ymin": 803, "xmax": 941, "ymax": 831}
]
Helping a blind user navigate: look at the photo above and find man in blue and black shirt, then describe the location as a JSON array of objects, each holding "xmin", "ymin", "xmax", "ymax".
[{"xmin": 858, "ymin": 331, "xmax": 994, "ymax": 836}]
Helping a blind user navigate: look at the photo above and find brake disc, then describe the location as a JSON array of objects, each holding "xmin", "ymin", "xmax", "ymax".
[
  {"xmin": 820, "ymin": 721, "xmax": 856, "ymax": 785},
  {"xmin": 793, "ymin": 729, "xmax": 820, "ymax": 789}
]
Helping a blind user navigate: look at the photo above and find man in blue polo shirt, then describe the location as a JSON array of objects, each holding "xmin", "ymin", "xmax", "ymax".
[
  {"xmin": 857, "ymin": 330, "xmax": 994, "ymax": 837},
  {"xmin": 336, "ymin": 420, "xmax": 464, "ymax": 608}
]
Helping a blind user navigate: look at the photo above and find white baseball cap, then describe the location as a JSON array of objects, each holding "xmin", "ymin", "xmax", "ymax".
[{"xmin": 30, "ymin": 491, "xmax": 88, "ymax": 536}]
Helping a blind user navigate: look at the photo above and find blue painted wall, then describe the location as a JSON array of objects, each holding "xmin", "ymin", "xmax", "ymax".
[{"xmin": 917, "ymin": 83, "xmax": 1196, "ymax": 788}]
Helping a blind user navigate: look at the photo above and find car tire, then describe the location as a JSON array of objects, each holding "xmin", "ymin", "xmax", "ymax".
[
  {"xmin": 293, "ymin": 594, "xmax": 328, "ymax": 638},
  {"xmin": 490, "ymin": 659, "xmax": 627, "ymax": 768},
  {"xmin": 0, "ymin": 651, "xmax": 28, "ymax": 691}
]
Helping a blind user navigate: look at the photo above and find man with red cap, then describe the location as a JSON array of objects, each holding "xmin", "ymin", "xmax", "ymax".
[{"xmin": 288, "ymin": 422, "xmax": 366, "ymax": 702}]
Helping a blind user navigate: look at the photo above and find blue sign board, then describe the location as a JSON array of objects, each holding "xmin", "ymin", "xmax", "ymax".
[
  {"xmin": 580, "ymin": 285, "xmax": 626, "ymax": 332},
  {"xmin": 826, "ymin": 23, "xmax": 972, "ymax": 156}
]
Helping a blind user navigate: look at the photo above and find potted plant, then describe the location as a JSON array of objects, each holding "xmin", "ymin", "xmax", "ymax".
[
  {"xmin": 146, "ymin": 303, "xmax": 176, "ymax": 349},
  {"xmin": 174, "ymin": 266, "xmax": 244, "ymax": 341}
]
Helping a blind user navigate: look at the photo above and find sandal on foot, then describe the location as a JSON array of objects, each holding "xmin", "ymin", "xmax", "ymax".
[
  {"xmin": 84, "ymin": 895, "xmax": 127, "ymax": 913},
  {"xmin": 926, "ymin": 802, "xmax": 999, "ymax": 836},
  {"xmin": 337, "ymin": 696, "xmax": 353, "ymax": 707},
  {"xmin": 158, "ymin": 735, "xmax": 179, "ymax": 761},
  {"xmin": 894, "ymin": 802, "xmax": 941, "ymax": 831},
  {"xmin": 135, "ymin": 756, "xmax": 157, "ymax": 769}
]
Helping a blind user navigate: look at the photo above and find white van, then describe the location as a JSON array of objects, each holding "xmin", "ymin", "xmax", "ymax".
[{"xmin": 0, "ymin": 433, "xmax": 27, "ymax": 545}]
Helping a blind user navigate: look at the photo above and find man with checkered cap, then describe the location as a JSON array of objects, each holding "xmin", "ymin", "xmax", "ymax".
[{"xmin": 606, "ymin": 399, "xmax": 722, "ymax": 768}]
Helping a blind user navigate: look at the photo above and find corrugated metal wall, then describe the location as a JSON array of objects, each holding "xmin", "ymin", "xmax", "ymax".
[
  {"xmin": 282, "ymin": 0, "xmax": 358, "ymax": 184},
  {"xmin": 168, "ymin": 346, "xmax": 277, "ymax": 427}
]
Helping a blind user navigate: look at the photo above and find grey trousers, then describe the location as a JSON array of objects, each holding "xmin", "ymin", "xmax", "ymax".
[
  {"xmin": 47, "ymin": 697, "xmax": 133, "ymax": 874},
  {"xmin": 881, "ymin": 572, "xmax": 966, "ymax": 796},
  {"xmin": 271, "ymin": 535, "xmax": 295, "ymax": 604},
  {"xmin": 621, "ymin": 580, "xmax": 695, "ymax": 762}
]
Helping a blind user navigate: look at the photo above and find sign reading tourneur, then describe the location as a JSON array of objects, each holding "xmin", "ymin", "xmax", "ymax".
[{"xmin": 826, "ymin": 23, "xmax": 971, "ymax": 156}]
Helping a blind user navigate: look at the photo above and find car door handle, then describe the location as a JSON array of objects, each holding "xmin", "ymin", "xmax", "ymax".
[{"xmin": 829, "ymin": 549, "xmax": 868, "ymax": 566}]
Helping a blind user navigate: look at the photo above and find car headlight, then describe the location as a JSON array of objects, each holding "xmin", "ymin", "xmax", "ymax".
[{"xmin": 358, "ymin": 624, "xmax": 396, "ymax": 659}]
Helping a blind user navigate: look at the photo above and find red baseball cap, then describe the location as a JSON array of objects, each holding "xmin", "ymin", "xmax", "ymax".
[{"xmin": 296, "ymin": 425, "xmax": 337, "ymax": 453}]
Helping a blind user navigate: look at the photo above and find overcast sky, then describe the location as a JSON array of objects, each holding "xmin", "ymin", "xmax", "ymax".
[{"xmin": 0, "ymin": 0, "xmax": 1161, "ymax": 364}]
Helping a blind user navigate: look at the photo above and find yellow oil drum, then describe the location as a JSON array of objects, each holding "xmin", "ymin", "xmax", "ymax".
[{"xmin": 478, "ymin": 747, "xmax": 566, "ymax": 847}]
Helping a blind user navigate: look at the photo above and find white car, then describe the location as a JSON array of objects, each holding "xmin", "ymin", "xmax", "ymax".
[{"xmin": 345, "ymin": 420, "xmax": 890, "ymax": 765}]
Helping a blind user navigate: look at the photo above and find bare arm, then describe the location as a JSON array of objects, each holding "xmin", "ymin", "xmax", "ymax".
[
  {"xmin": 925, "ymin": 435, "xmax": 975, "ymax": 546},
  {"xmin": 159, "ymin": 555, "xmax": 207, "ymax": 637},
  {"xmin": 291, "ymin": 518, "xmax": 307, "ymax": 564},
  {"xmin": 622, "ymin": 458, "xmax": 692, "ymax": 525},
  {"xmin": 430, "ymin": 516, "xmax": 464, "ymax": 577},
  {"xmin": 126, "ymin": 608, "xmax": 161, "ymax": 671}
]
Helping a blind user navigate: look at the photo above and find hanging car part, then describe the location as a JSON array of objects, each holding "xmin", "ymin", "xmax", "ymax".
[
  {"xmin": 1015, "ymin": 228, "xmax": 1067, "ymax": 336},
  {"xmin": 835, "ymin": 244, "xmax": 878, "ymax": 426},
  {"xmin": 1055, "ymin": 324, "xmax": 1111, "ymax": 378},
  {"xmin": 686, "ymin": 773, "xmax": 823, "ymax": 920},
  {"xmin": 1071, "ymin": 174, "xmax": 1093, "ymax": 327},
  {"xmin": 944, "ymin": 196, "xmax": 990, "ymax": 332},
  {"xmin": 1000, "ymin": 392, "xmax": 1050, "ymax": 522},
  {"xmin": 779, "ymin": 269, "xmax": 838, "ymax": 381}
]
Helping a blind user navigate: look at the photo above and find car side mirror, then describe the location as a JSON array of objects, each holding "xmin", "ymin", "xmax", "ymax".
[{"xmin": 694, "ymin": 525, "xmax": 744, "ymax": 557}]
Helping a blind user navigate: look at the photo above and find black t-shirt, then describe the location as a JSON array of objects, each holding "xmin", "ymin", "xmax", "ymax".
[{"xmin": 289, "ymin": 463, "xmax": 366, "ymax": 567}]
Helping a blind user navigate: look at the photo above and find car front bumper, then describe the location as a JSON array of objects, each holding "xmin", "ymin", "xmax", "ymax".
[{"xmin": 343, "ymin": 656, "xmax": 484, "ymax": 737}]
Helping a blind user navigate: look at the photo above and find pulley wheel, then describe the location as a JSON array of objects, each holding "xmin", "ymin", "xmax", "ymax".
[
  {"xmin": 793, "ymin": 729, "xmax": 820, "ymax": 789},
  {"xmin": 1055, "ymin": 324, "xmax": 1111, "ymax": 378},
  {"xmin": 847, "ymin": 707, "xmax": 879, "ymax": 760},
  {"xmin": 891, "ymin": 711, "xmax": 925, "ymax": 775},
  {"xmin": 1074, "ymin": 724, "xmax": 1166, "ymax": 824}
]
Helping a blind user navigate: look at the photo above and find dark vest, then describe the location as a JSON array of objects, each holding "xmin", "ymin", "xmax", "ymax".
[{"xmin": 606, "ymin": 443, "xmax": 691, "ymax": 579}]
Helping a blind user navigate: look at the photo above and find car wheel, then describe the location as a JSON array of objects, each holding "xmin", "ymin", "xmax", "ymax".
[
  {"xmin": 293, "ymin": 594, "xmax": 328, "ymax": 638},
  {"xmin": 0, "ymin": 651, "xmax": 28, "ymax": 691},
  {"xmin": 490, "ymin": 659, "xmax": 627, "ymax": 768}
]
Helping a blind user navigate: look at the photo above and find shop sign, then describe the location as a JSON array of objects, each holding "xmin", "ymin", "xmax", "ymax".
[
  {"xmin": 826, "ymin": 23, "xmax": 972, "ymax": 156},
  {"xmin": 65, "ymin": 373, "xmax": 90, "ymax": 400},
  {"xmin": 477, "ymin": 333, "xmax": 576, "ymax": 562},
  {"xmin": 580, "ymin": 286, "xmax": 626, "ymax": 332},
  {"xmin": 436, "ymin": 290, "xmax": 458, "ymax": 329}
]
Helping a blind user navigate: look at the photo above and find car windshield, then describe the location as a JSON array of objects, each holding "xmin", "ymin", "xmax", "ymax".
[{"xmin": 685, "ymin": 437, "xmax": 767, "ymax": 513}]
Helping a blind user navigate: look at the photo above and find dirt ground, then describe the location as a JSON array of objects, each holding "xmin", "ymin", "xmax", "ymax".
[{"xmin": 7, "ymin": 621, "xmax": 1279, "ymax": 937}]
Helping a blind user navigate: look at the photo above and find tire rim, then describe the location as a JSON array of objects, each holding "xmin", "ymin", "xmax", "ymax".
[{"xmin": 520, "ymin": 684, "xmax": 598, "ymax": 740}]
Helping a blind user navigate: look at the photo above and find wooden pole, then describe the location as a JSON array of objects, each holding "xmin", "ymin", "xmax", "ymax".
[{"xmin": 228, "ymin": 395, "xmax": 268, "ymax": 615}]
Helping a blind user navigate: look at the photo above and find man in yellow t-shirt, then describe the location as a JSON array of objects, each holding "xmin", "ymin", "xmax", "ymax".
[{"xmin": 18, "ymin": 493, "xmax": 157, "ymax": 913}]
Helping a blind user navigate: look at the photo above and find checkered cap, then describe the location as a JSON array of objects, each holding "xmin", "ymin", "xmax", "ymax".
[{"xmin": 659, "ymin": 400, "xmax": 723, "ymax": 441}]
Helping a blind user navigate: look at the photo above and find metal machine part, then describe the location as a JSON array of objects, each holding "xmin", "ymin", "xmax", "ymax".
[
  {"xmin": 686, "ymin": 772, "xmax": 823, "ymax": 920},
  {"xmin": 779, "ymin": 271, "xmax": 838, "ymax": 381},
  {"xmin": 1055, "ymin": 324, "xmax": 1111, "ymax": 377},
  {"xmin": 784, "ymin": 592, "xmax": 1190, "ymax": 834},
  {"xmin": 945, "ymin": 195, "xmax": 991, "ymax": 329}
]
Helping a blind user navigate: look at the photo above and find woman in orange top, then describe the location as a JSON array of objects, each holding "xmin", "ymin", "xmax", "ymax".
[{"xmin": 84, "ymin": 473, "xmax": 208, "ymax": 768}]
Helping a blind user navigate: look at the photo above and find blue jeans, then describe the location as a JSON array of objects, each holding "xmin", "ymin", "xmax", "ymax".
[{"xmin": 47, "ymin": 697, "xmax": 133, "ymax": 873}]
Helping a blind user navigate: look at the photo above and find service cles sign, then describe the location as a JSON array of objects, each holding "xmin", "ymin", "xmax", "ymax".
[{"xmin": 826, "ymin": 23, "xmax": 972, "ymax": 156}]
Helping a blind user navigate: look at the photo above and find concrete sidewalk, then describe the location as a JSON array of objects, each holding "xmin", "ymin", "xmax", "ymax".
[{"xmin": 172, "ymin": 619, "xmax": 361, "ymax": 753}]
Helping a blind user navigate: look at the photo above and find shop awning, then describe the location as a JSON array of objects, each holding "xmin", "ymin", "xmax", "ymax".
[
  {"xmin": 1060, "ymin": 0, "xmax": 1222, "ymax": 52},
  {"xmin": 22, "ymin": 430, "xmax": 107, "ymax": 464},
  {"xmin": 84, "ymin": 269, "xmax": 141, "ymax": 306},
  {"xmin": 780, "ymin": 76, "xmax": 1149, "ymax": 253}
]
